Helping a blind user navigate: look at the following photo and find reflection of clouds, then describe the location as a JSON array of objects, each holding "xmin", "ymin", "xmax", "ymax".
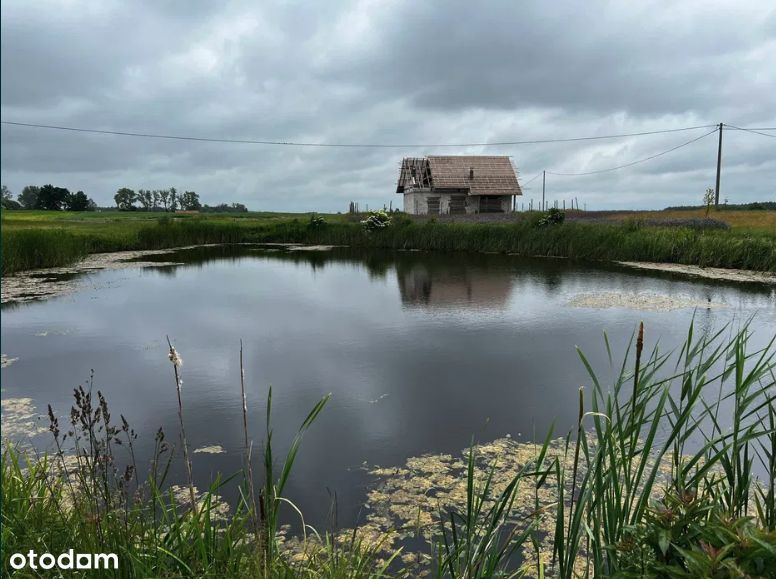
[
  {"xmin": 3, "ymin": 244, "xmax": 776, "ymax": 531},
  {"xmin": 397, "ymin": 263, "xmax": 513, "ymax": 309}
]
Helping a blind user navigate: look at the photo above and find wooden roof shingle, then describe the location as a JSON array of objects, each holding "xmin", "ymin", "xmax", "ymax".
[{"xmin": 397, "ymin": 156, "xmax": 522, "ymax": 196}]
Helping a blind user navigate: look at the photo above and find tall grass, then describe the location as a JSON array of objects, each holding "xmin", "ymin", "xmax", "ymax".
[
  {"xmin": 293, "ymin": 220, "xmax": 775, "ymax": 271},
  {"xmin": 1, "ymin": 218, "xmax": 247, "ymax": 274},
  {"xmin": 1, "ymin": 341, "xmax": 383, "ymax": 578},
  {"xmin": 0, "ymin": 228, "xmax": 90, "ymax": 274},
  {"xmin": 3, "ymin": 214, "xmax": 775, "ymax": 274},
  {"xmin": 2, "ymin": 322, "xmax": 775, "ymax": 577},
  {"xmin": 550, "ymin": 319, "xmax": 776, "ymax": 577}
]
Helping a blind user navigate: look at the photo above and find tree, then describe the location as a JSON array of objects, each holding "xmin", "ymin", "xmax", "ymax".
[
  {"xmin": 137, "ymin": 189, "xmax": 152, "ymax": 211},
  {"xmin": 152, "ymin": 190, "xmax": 160, "ymax": 209},
  {"xmin": 179, "ymin": 191, "xmax": 201, "ymax": 210},
  {"xmin": 2, "ymin": 185, "xmax": 21, "ymax": 209},
  {"xmin": 2, "ymin": 198, "xmax": 21, "ymax": 209},
  {"xmin": 704, "ymin": 187, "xmax": 715, "ymax": 216},
  {"xmin": 66, "ymin": 191, "xmax": 92, "ymax": 211},
  {"xmin": 17, "ymin": 185, "xmax": 40, "ymax": 209},
  {"xmin": 159, "ymin": 189, "xmax": 169, "ymax": 211},
  {"xmin": 169, "ymin": 187, "xmax": 178, "ymax": 212},
  {"xmin": 114, "ymin": 187, "xmax": 137, "ymax": 211},
  {"xmin": 36, "ymin": 184, "xmax": 70, "ymax": 210}
]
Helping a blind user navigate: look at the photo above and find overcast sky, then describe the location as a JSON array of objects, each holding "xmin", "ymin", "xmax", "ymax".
[{"xmin": 2, "ymin": 0, "xmax": 774, "ymax": 211}]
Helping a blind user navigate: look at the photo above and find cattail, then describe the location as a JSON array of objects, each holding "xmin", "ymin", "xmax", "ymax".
[
  {"xmin": 167, "ymin": 336, "xmax": 196, "ymax": 510},
  {"xmin": 168, "ymin": 346, "xmax": 183, "ymax": 368},
  {"xmin": 632, "ymin": 321, "xmax": 644, "ymax": 416}
]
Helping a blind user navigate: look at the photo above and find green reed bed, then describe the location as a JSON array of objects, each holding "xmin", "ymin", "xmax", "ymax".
[
  {"xmin": 0, "ymin": 228, "xmax": 91, "ymax": 274},
  {"xmin": 297, "ymin": 220, "xmax": 776, "ymax": 271},
  {"xmin": 1, "ymin": 219, "xmax": 248, "ymax": 274},
  {"xmin": 3, "ymin": 212, "xmax": 775, "ymax": 275},
  {"xmin": 2, "ymin": 321, "xmax": 775, "ymax": 577},
  {"xmin": 196, "ymin": 217, "xmax": 776, "ymax": 271}
]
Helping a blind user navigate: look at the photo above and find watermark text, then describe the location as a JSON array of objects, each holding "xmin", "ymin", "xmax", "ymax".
[{"xmin": 9, "ymin": 550, "xmax": 118, "ymax": 571}]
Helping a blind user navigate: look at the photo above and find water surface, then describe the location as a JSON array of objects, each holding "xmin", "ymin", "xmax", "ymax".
[{"xmin": 2, "ymin": 245, "xmax": 774, "ymax": 527}]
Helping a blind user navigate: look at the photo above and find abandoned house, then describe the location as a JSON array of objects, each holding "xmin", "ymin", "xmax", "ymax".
[{"xmin": 396, "ymin": 156, "xmax": 522, "ymax": 215}]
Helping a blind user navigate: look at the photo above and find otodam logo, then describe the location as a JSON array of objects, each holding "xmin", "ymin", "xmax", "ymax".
[{"xmin": 9, "ymin": 550, "xmax": 118, "ymax": 571}]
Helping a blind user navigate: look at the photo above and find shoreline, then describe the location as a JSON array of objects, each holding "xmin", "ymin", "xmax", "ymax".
[
  {"xmin": 617, "ymin": 261, "xmax": 776, "ymax": 285},
  {"xmin": 1, "ymin": 247, "xmax": 187, "ymax": 304},
  {"xmin": 3, "ymin": 243, "xmax": 775, "ymax": 305},
  {"xmin": 0, "ymin": 243, "xmax": 343, "ymax": 304}
]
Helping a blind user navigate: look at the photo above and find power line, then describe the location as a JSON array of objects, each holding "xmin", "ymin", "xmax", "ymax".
[
  {"xmin": 723, "ymin": 124, "xmax": 776, "ymax": 138},
  {"xmin": 546, "ymin": 127, "xmax": 718, "ymax": 176},
  {"xmin": 520, "ymin": 171, "xmax": 543, "ymax": 186},
  {"xmin": 0, "ymin": 120, "xmax": 718, "ymax": 149}
]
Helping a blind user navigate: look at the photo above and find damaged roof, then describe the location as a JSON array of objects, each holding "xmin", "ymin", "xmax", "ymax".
[{"xmin": 397, "ymin": 155, "xmax": 522, "ymax": 196}]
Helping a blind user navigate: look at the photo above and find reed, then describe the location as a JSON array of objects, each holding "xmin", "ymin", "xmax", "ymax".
[
  {"xmin": 3, "ymin": 213, "xmax": 775, "ymax": 274},
  {"xmin": 550, "ymin": 319, "xmax": 776, "ymax": 577},
  {"xmin": 1, "ymin": 218, "xmax": 247, "ymax": 274},
  {"xmin": 1, "ymin": 228, "xmax": 90, "ymax": 274}
]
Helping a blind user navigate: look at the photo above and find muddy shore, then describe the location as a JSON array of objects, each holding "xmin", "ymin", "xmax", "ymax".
[{"xmin": 618, "ymin": 261, "xmax": 776, "ymax": 285}]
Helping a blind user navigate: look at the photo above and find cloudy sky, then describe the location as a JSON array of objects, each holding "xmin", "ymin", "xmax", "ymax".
[{"xmin": 2, "ymin": 0, "xmax": 774, "ymax": 211}]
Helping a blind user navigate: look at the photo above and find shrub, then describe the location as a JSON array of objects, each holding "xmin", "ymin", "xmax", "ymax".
[
  {"xmin": 361, "ymin": 209, "xmax": 392, "ymax": 232},
  {"xmin": 308, "ymin": 213, "xmax": 326, "ymax": 229},
  {"xmin": 615, "ymin": 490, "xmax": 776, "ymax": 577},
  {"xmin": 537, "ymin": 207, "xmax": 565, "ymax": 227}
]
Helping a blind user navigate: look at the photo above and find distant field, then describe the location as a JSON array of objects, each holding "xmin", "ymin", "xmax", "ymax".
[
  {"xmin": 2, "ymin": 208, "xmax": 775, "ymax": 274},
  {"xmin": 608, "ymin": 208, "xmax": 776, "ymax": 232},
  {"xmin": 2, "ymin": 209, "xmax": 347, "ymax": 230},
  {"xmin": 408, "ymin": 208, "xmax": 776, "ymax": 235},
  {"xmin": 5, "ymin": 207, "xmax": 774, "ymax": 232}
]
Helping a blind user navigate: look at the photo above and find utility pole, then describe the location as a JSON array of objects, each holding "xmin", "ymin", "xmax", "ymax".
[
  {"xmin": 715, "ymin": 122, "xmax": 723, "ymax": 207},
  {"xmin": 542, "ymin": 171, "xmax": 546, "ymax": 211}
]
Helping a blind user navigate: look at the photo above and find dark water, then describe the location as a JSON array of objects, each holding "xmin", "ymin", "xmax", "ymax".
[{"xmin": 2, "ymin": 245, "xmax": 775, "ymax": 528}]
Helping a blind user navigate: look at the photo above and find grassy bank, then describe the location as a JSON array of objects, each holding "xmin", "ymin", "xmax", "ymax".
[
  {"xmin": 278, "ymin": 219, "xmax": 776, "ymax": 271},
  {"xmin": 2, "ymin": 322, "xmax": 775, "ymax": 577},
  {"xmin": 2, "ymin": 209, "xmax": 776, "ymax": 275}
]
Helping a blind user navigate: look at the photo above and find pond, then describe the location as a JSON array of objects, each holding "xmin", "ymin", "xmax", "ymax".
[{"xmin": 2, "ymin": 245, "xmax": 775, "ymax": 530}]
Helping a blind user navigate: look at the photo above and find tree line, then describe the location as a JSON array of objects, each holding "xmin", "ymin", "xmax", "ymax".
[
  {"xmin": 2, "ymin": 185, "xmax": 96, "ymax": 211},
  {"xmin": 2, "ymin": 184, "xmax": 249, "ymax": 213},
  {"xmin": 114, "ymin": 189, "xmax": 248, "ymax": 212},
  {"xmin": 113, "ymin": 187, "xmax": 201, "ymax": 211}
]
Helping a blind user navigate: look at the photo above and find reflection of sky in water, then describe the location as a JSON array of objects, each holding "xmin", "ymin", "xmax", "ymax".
[{"xmin": 2, "ymin": 246, "xmax": 775, "ymax": 527}]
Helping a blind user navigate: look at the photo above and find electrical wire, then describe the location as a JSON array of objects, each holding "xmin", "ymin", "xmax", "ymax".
[
  {"xmin": 723, "ymin": 124, "xmax": 776, "ymax": 138},
  {"xmin": 546, "ymin": 127, "xmax": 718, "ymax": 176},
  {"xmin": 520, "ymin": 171, "xmax": 543, "ymax": 187},
  {"xmin": 0, "ymin": 120, "xmax": 718, "ymax": 149}
]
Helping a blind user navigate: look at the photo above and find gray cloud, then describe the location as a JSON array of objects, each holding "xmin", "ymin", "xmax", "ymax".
[
  {"xmin": 2, "ymin": 0, "xmax": 774, "ymax": 211},
  {"xmin": 331, "ymin": 1, "xmax": 776, "ymax": 115}
]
